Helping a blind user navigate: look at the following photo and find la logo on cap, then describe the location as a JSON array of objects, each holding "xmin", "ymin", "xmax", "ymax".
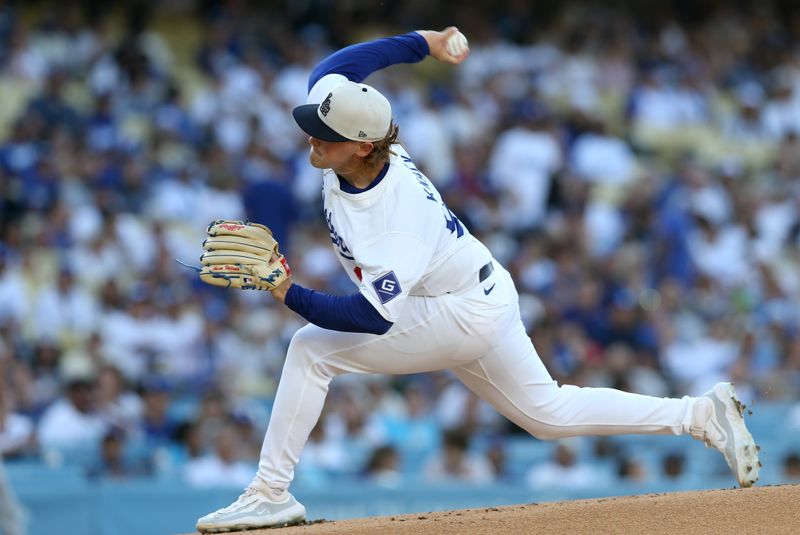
[{"xmin": 320, "ymin": 93, "xmax": 332, "ymax": 117}]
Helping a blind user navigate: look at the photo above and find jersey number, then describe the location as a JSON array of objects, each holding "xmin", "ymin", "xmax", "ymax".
[{"xmin": 443, "ymin": 204, "xmax": 464, "ymax": 238}]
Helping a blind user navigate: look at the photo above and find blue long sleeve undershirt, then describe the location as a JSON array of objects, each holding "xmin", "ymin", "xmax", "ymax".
[
  {"xmin": 285, "ymin": 284, "xmax": 393, "ymax": 335},
  {"xmin": 308, "ymin": 32, "xmax": 429, "ymax": 90},
  {"xmin": 288, "ymin": 33, "xmax": 429, "ymax": 334}
]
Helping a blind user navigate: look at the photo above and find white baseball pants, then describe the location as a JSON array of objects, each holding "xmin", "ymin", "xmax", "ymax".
[{"xmin": 255, "ymin": 263, "xmax": 695, "ymax": 490}]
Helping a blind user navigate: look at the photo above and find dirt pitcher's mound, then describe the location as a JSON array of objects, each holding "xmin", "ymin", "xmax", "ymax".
[{"xmin": 188, "ymin": 484, "xmax": 799, "ymax": 535}]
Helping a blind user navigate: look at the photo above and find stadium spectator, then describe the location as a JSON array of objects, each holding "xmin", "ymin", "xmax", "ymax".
[
  {"xmin": 96, "ymin": 364, "xmax": 142, "ymax": 435},
  {"xmin": 137, "ymin": 376, "xmax": 176, "ymax": 446},
  {"xmin": 616, "ymin": 456, "xmax": 649, "ymax": 483},
  {"xmin": 183, "ymin": 422, "xmax": 253, "ymax": 488},
  {"xmin": 782, "ymin": 452, "xmax": 800, "ymax": 481},
  {"xmin": 363, "ymin": 445, "xmax": 402, "ymax": 488},
  {"xmin": 487, "ymin": 102, "xmax": 562, "ymax": 231},
  {"xmin": 87, "ymin": 428, "xmax": 152, "ymax": 480},
  {"xmin": 0, "ymin": 246, "xmax": 26, "ymax": 327},
  {"xmin": 299, "ymin": 414, "xmax": 351, "ymax": 478},
  {"xmin": 37, "ymin": 373, "xmax": 107, "ymax": 455},
  {"xmin": 526, "ymin": 441, "xmax": 599, "ymax": 490},
  {"xmin": 381, "ymin": 382, "xmax": 440, "ymax": 458},
  {"xmin": 423, "ymin": 427, "xmax": 496, "ymax": 485},
  {"xmin": 661, "ymin": 452, "xmax": 687, "ymax": 481},
  {"xmin": 168, "ymin": 420, "xmax": 203, "ymax": 471}
]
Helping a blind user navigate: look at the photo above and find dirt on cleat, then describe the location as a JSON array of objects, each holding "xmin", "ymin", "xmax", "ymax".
[{"xmin": 732, "ymin": 398, "xmax": 745, "ymax": 417}]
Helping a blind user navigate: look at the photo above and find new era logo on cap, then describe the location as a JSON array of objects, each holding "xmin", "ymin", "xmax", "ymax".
[{"xmin": 372, "ymin": 271, "xmax": 401, "ymax": 304}]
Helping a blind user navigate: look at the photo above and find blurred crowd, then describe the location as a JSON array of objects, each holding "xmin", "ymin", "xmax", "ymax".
[{"xmin": 1, "ymin": 0, "xmax": 800, "ymax": 491}]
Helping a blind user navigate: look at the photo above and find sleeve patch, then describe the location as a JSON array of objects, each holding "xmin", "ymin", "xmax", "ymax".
[{"xmin": 372, "ymin": 271, "xmax": 402, "ymax": 304}]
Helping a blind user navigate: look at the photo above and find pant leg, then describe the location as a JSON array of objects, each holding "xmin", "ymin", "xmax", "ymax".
[
  {"xmin": 255, "ymin": 290, "xmax": 502, "ymax": 491},
  {"xmin": 451, "ymin": 308, "xmax": 695, "ymax": 440},
  {"xmin": 255, "ymin": 263, "xmax": 694, "ymax": 492}
]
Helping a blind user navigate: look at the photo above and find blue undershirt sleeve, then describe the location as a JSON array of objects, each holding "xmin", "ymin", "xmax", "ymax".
[
  {"xmin": 308, "ymin": 32, "xmax": 429, "ymax": 90},
  {"xmin": 284, "ymin": 284, "xmax": 393, "ymax": 335}
]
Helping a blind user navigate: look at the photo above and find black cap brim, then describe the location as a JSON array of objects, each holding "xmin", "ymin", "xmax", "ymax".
[{"xmin": 292, "ymin": 104, "xmax": 351, "ymax": 142}]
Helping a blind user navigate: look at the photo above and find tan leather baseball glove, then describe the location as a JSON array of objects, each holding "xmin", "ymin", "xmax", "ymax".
[{"xmin": 199, "ymin": 220, "xmax": 292, "ymax": 291}]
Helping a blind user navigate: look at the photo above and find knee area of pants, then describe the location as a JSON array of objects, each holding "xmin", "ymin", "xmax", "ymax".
[
  {"xmin": 527, "ymin": 426, "xmax": 563, "ymax": 441},
  {"xmin": 288, "ymin": 326, "xmax": 318, "ymax": 348},
  {"xmin": 286, "ymin": 341, "xmax": 319, "ymax": 370},
  {"xmin": 285, "ymin": 341, "xmax": 337, "ymax": 379},
  {"xmin": 287, "ymin": 328, "xmax": 325, "ymax": 358}
]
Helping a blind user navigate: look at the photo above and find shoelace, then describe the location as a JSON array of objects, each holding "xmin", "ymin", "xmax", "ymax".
[
  {"xmin": 211, "ymin": 487, "xmax": 261, "ymax": 517},
  {"xmin": 693, "ymin": 427, "xmax": 715, "ymax": 448},
  {"xmin": 688, "ymin": 398, "xmax": 722, "ymax": 450}
]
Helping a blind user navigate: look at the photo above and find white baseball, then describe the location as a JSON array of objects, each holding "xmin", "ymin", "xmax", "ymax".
[{"xmin": 445, "ymin": 31, "xmax": 469, "ymax": 56}]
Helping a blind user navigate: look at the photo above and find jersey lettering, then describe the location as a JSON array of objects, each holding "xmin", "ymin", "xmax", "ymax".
[
  {"xmin": 324, "ymin": 208, "xmax": 354, "ymax": 260},
  {"xmin": 399, "ymin": 155, "xmax": 464, "ymax": 239},
  {"xmin": 400, "ymin": 155, "xmax": 437, "ymax": 203},
  {"xmin": 442, "ymin": 205, "xmax": 464, "ymax": 238}
]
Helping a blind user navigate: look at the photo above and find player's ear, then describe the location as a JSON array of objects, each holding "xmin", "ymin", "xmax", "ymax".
[{"xmin": 355, "ymin": 141, "xmax": 375, "ymax": 157}]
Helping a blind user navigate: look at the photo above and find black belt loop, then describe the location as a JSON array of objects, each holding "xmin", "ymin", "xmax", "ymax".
[{"xmin": 478, "ymin": 262, "xmax": 494, "ymax": 283}]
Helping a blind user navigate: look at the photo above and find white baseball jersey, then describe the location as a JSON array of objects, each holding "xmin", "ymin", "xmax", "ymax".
[
  {"xmin": 321, "ymin": 144, "xmax": 492, "ymax": 322},
  {"xmin": 311, "ymin": 74, "xmax": 492, "ymax": 323}
]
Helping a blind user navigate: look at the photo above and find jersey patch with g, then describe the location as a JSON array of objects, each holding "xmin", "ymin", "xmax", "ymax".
[{"xmin": 372, "ymin": 271, "xmax": 402, "ymax": 304}]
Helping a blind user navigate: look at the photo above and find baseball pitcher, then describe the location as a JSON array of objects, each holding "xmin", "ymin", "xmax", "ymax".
[{"xmin": 195, "ymin": 27, "xmax": 760, "ymax": 532}]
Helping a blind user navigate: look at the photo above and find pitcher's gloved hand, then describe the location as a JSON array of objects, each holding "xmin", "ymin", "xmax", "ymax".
[{"xmin": 199, "ymin": 220, "xmax": 292, "ymax": 291}]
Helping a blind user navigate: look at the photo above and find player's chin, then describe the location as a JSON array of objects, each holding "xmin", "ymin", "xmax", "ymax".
[{"xmin": 308, "ymin": 150, "xmax": 326, "ymax": 169}]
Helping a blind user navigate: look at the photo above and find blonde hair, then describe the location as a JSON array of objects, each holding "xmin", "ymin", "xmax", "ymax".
[{"xmin": 364, "ymin": 121, "xmax": 399, "ymax": 168}]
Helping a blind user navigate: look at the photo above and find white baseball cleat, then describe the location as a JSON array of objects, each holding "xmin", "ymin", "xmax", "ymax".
[
  {"xmin": 196, "ymin": 486, "xmax": 306, "ymax": 533},
  {"xmin": 689, "ymin": 382, "xmax": 760, "ymax": 488}
]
